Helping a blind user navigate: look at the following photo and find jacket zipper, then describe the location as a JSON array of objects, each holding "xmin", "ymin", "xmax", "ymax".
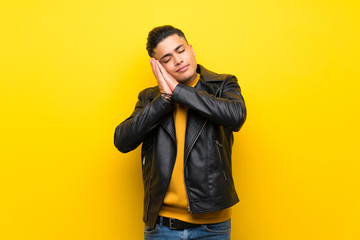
[
  {"xmin": 144, "ymin": 154, "xmax": 152, "ymax": 222},
  {"xmin": 215, "ymin": 140, "xmax": 228, "ymax": 181},
  {"xmin": 184, "ymin": 120, "xmax": 208, "ymax": 164},
  {"xmin": 145, "ymin": 178, "xmax": 151, "ymax": 221},
  {"xmin": 184, "ymin": 119, "xmax": 208, "ymax": 214}
]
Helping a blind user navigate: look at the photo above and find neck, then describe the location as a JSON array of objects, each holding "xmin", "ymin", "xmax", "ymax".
[{"xmin": 183, "ymin": 72, "xmax": 199, "ymax": 86}]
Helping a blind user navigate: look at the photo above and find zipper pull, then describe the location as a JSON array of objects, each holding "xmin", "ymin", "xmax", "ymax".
[
  {"xmin": 142, "ymin": 156, "xmax": 146, "ymax": 165},
  {"xmin": 215, "ymin": 140, "xmax": 223, "ymax": 147},
  {"xmin": 187, "ymin": 205, "xmax": 191, "ymax": 214}
]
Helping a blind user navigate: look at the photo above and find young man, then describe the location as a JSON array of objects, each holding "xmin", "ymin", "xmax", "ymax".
[{"xmin": 114, "ymin": 25, "xmax": 246, "ymax": 239}]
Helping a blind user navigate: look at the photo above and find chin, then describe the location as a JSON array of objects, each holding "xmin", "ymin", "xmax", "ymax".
[
  {"xmin": 177, "ymin": 76, "xmax": 192, "ymax": 83},
  {"xmin": 177, "ymin": 72, "xmax": 196, "ymax": 83}
]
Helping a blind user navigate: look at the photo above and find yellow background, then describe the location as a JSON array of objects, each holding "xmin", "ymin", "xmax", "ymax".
[{"xmin": 1, "ymin": 0, "xmax": 359, "ymax": 239}]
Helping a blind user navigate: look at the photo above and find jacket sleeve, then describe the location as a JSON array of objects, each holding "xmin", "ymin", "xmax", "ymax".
[
  {"xmin": 114, "ymin": 90, "xmax": 174, "ymax": 153},
  {"xmin": 171, "ymin": 75, "xmax": 246, "ymax": 132}
]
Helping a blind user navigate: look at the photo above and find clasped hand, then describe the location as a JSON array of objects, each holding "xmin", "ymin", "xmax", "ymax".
[{"xmin": 150, "ymin": 58, "xmax": 178, "ymax": 94}]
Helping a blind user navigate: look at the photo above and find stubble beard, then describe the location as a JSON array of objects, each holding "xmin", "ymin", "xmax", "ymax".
[{"xmin": 175, "ymin": 71, "xmax": 197, "ymax": 85}]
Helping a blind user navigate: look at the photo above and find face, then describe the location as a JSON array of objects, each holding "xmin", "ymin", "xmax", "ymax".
[{"xmin": 152, "ymin": 34, "xmax": 198, "ymax": 84}]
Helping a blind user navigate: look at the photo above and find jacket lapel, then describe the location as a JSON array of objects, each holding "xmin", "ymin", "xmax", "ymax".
[
  {"xmin": 183, "ymin": 65, "xmax": 224, "ymax": 163},
  {"xmin": 160, "ymin": 113, "xmax": 176, "ymax": 143},
  {"xmin": 159, "ymin": 65, "xmax": 224, "ymax": 161},
  {"xmin": 184, "ymin": 110, "xmax": 207, "ymax": 163},
  {"xmin": 148, "ymin": 88, "xmax": 176, "ymax": 143}
]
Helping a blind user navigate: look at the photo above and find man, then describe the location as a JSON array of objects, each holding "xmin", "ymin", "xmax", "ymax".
[{"xmin": 114, "ymin": 25, "xmax": 246, "ymax": 239}]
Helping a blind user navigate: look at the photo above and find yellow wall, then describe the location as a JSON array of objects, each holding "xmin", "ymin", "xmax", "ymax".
[{"xmin": 1, "ymin": 0, "xmax": 359, "ymax": 239}]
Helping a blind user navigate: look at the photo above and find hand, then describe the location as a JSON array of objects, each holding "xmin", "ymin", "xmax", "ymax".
[
  {"xmin": 150, "ymin": 58, "xmax": 178, "ymax": 93},
  {"xmin": 155, "ymin": 60, "xmax": 179, "ymax": 92},
  {"xmin": 150, "ymin": 58, "xmax": 171, "ymax": 94}
]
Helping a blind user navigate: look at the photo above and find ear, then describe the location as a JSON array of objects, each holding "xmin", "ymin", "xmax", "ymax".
[{"xmin": 189, "ymin": 44, "xmax": 196, "ymax": 56}]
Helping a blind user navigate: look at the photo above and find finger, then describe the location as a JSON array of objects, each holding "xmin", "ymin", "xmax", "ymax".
[
  {"xmin": 156, "ymin": 60, "xmax": 166, "ymax": 75},
  {"xmin": 152, "ymin": 59, "xmax": 162, "ymax": 81},
  {"xmin": 150, "ymin": 58, "xmax": 154, "ymax": 72},
  {"xmin": 154, "ymin": 60, "xmax": 162, "ymax": 80},
  {"xmin": 150, "ymin": 58, "xmax": 157, "ymax": 77},
  {"xmin": 156, "ymin": 60, "xmax": 178, "ymax": 92},
  {"xmin": 151, "ymin": 59, "xmax": 172, "ymax": 93},
  {"xmin": 156, "ymin": 65, "xmax": 172, "ymax": 93},
  {"xmin": 154, "ymin": 61, "xmax": 166, "ymax": 86},
  {"xmin": 157, "ymin": 60, "xmax": 174, "ymax": 80}
]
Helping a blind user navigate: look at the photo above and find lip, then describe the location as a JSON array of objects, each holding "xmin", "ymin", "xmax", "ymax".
[{"xmin": 176, "ymin": 64, "xmax": 189, "ymax": 73}]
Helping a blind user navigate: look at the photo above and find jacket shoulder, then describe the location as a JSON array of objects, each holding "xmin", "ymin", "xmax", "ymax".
[
  {"xmin": 138, "ymin": 86, "xmax": 160, "ymax": 99},
  {"xmin": 198, "ymin": 65, "xmax": 236, "ymax": 82}
]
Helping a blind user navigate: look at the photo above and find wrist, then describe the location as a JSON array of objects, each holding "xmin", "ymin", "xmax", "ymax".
[
  {"xmin": 160, "ymin": 93, "xmax": 172, "ymax": 103},
  {"xmin": 170, "ymin": 82, "xmax": 178, "ymax": 92}
]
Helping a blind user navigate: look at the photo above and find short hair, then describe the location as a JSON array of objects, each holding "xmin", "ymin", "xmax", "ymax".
[{"xmin": 146, "ymin": 25, "xmax": 188, "ymax": 57}]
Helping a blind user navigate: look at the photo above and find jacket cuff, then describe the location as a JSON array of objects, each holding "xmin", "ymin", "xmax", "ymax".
[
  {"xmin": 153, "ymin": 92, "xmax": 173, "ymax": 110},
  {"xmin": 172, "ymin": 84, "xmax": 186, "ymax": 102}
]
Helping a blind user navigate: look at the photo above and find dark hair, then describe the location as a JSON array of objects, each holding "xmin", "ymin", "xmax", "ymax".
[{"xmin": 146, "ymin": 25, "xmax": 188, "ymax": 57}]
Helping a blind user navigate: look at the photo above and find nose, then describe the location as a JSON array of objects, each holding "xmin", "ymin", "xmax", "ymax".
[{"xmin": 173, "ymin": 54, "xmax": 183, "ymax": 66}]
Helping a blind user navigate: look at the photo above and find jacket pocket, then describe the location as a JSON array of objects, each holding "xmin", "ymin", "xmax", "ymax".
[
  {"xmin": 141, "ymin": 152, "xmax": 152, "ymax": 222},
  {"xmin": 144, "ymin": 178, "xmax": 152, "ymax": 222},
  {"xmin": 215, "ymin": 140, "xmax": 228, "ymax": 181}
]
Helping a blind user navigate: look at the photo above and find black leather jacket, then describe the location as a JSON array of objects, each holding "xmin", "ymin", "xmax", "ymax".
[{"xmin": 114, "ymin": 65, "xmax": 246, "ymax": 228}]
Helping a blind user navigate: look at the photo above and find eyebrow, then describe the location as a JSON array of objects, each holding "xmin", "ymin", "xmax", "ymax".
[{"xmin": 159, "ymin": 44, "xmax": 184, "ymax": 61}]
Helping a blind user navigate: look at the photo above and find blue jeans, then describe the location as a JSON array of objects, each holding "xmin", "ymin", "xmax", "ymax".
[{"xmin": 144, "ymin": 217, "xmax": 231, "ymax": 240}]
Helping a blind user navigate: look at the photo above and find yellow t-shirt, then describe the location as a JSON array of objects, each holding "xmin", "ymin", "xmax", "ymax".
[{"xmin": 158, "ymin": 74, "xmax": 232, "ymax": 224}]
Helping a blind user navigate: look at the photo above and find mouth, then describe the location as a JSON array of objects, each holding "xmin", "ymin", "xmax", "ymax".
[{"xmin": 176, "ymin": 64, "xmax": 190, "ymax": 73}]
